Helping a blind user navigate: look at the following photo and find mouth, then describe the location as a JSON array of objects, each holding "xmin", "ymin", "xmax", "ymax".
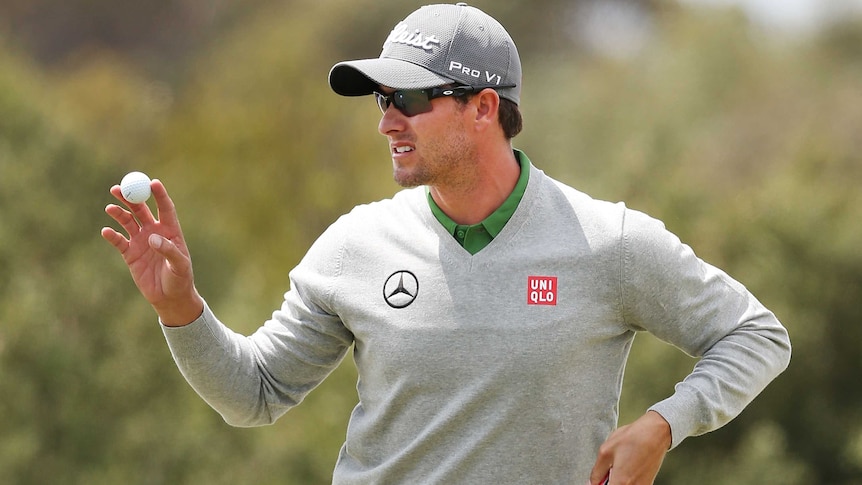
[{"xmin": 390, "ymin": 142, "xmax": 415, "ymax": 155}]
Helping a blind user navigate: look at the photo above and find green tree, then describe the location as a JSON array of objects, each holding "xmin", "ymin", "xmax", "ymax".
[{"xmin": 1, "ymin": 1, "xmax": 861, "ymax": 483}]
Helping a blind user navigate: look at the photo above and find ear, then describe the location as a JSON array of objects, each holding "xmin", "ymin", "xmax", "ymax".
[{"xmin": 470, "ymin": 88, "xmax": 501, "ymax": 133}]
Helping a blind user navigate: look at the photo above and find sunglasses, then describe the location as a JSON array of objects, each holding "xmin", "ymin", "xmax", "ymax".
[
  {"xmin": 374, "ymin": 86, "xmax": 474, "ymax": 117},
  {"xmin": 374, "ymin": 85, "xmax": 514, "ymax": 117}
]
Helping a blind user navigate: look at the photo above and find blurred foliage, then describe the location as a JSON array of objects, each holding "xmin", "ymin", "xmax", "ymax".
[{"xmin": 1, "ymin": 0, "xmax": 861, "ymax": 483}]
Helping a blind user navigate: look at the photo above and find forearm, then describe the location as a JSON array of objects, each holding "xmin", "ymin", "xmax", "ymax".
[
  {"xmin": 161, "ymin": 297, "xmax": 354, "ymax": 427},
  {"xmin": 161, "ymin": 301, "xmax": 281, "ymax": 426},
  {"xmin": 649, "ymin": 302, "xmax": 791, "ymax": 448},
  {"xmin": 622, "ymin": 208, "xmax": 792, "ymax": 448}
]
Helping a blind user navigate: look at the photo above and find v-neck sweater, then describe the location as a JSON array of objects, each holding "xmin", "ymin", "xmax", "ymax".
[{"xmin": 162, "ymin": 159, "xmax": 790, "ymax": 484}]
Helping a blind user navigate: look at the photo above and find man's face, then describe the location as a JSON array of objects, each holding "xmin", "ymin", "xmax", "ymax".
[{"xmin": 377, "ymin": 87, "xmax": 478, "ymax": 191}]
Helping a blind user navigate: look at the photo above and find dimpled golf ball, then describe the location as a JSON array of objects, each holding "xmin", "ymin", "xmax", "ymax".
[{"xmin": 120, "ymin": 171, "xmax": 152, "ymax": 204}]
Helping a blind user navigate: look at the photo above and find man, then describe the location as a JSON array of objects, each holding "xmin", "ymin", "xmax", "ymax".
[{"xmin": 102, "ymin": 3, "xmax": 791, "ymax": 484}]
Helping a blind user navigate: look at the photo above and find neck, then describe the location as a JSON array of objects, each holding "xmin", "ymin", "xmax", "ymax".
[{"xmin": 429, "ymin": 145, "xmax": 519, "ymax": 225}]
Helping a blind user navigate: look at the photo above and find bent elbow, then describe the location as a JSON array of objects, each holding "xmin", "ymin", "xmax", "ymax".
[
  {"xmin": 775, "ymin": 325, "xmax": 792, "ymax": 373},
  {"xmin": 221, "ymin": 407, "xmax": 278, "ymax": 428}
]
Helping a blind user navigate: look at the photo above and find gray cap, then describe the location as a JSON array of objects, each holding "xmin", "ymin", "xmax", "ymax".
[{"xmin": 329, "ymin": 3, "xmax": 521, "ymax": 105}]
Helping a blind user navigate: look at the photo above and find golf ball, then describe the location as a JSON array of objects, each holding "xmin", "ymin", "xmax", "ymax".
[{"xmin": 120, "ymin": 171, "xmax": 152, "ymax": 204}]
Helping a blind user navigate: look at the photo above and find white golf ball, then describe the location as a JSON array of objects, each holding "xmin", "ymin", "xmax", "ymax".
[{"xmin": 120, "ymin": 171, "xmax": 152, "ymax": 204}]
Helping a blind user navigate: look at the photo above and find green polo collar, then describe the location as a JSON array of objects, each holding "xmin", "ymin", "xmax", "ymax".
[{"xmin": 427, "ymin": 149, "xmax": 531, "ymax": 254}]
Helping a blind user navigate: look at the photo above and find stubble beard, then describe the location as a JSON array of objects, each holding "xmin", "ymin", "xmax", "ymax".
[{"xmin": 392, "ymin": 128, "xmax": 477, "ymax": 191}]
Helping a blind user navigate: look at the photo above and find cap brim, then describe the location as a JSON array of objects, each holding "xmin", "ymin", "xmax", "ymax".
[{"xmin": 329, "ymin": 58, "xmax": 454, "ymax": 97}]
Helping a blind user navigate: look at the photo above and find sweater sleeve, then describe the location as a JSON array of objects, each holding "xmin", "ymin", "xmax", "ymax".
[
  {"xmin": 161, "ymin": 219, "xmax": 355, "ymax": 427},
  {"xmin": 619, "ymin": 208, "xmax": 791, "ymax": 449}
]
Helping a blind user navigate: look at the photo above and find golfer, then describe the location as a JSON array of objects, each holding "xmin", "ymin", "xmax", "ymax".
[{"xmin": 102, "ymin": 3, "xmax": 791, "ymax": 484}]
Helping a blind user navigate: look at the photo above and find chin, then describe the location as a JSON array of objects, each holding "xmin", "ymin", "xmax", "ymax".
[
  {"xmin": 392, "ymin": 165, "xmax": 427, "ymax": 188},
  {"xmin": 393, "ymin": 176, "xmax": 422, "ymax": 188}
]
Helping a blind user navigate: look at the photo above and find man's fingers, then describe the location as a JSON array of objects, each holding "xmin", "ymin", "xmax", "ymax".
[
  {"xmin": 110, "ymin": 184, "xmax": 156, "ymax": 226},
  {"xmin": 105, "ymin": 204, "xmax": 141, "ymax": 237},
  {"xmin": 107, "ymin": 179, "xmax": 179, "ymax": 232},
  {"xmin": 151, "ymin": 179, "xmax": 180, "ymax": 228},
  {"xmin": 149, "ymin": 234, "xmax": 191, "ymax": 277},
  {"xmin": 589, "ymin": 441, "xmax": 614, "ymax": 485},
  {"xmin": 589, "ymin": 469, "xmax": 612, "ymax": 485},
  {"xmin": 101, "ymin": 226, "xmax": 129, "ymax": 253}
]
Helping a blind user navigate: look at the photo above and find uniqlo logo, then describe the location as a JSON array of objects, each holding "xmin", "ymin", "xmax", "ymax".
[{"xmin": 527, "ymin": 276, "xmax": 557, "ymax": 306}]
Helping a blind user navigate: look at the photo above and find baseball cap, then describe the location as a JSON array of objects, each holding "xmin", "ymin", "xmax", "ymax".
[{"xmin": 328, "ymin": 3, "xmax": 521, "ymax": 105}]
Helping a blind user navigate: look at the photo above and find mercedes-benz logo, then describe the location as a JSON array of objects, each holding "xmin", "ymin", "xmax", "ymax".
[{"xmin": 383, "ymin": 270, "xmax": 419, "ymax": 309}]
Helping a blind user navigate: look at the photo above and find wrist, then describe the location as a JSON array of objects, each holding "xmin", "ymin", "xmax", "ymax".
[
  {"xmin": 155, "ymin": 291, "xmax": 204, "ymax": 327},
  {"xmin": 646, "ymin": 410, "xmax": 673, "ymax": 450}
]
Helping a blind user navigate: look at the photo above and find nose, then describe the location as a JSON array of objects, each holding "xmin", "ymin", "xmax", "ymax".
[{"xmin": 378, "ymin": 103, "xmax": 406, "ymax": 136}]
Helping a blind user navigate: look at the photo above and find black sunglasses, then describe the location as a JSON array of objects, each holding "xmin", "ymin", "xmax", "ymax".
[{"xmin": 374, "ymin": 85, "xmax": 514, "ymax": 117}]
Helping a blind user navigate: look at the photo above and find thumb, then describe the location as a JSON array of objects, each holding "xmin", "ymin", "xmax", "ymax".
[
  {"xmin": 148, "ymin": 233, "xmax": 165, "ymax": 251},
  {"xmin": 148, "ymin": 234, "xmax": 191, "ymax": 275}
]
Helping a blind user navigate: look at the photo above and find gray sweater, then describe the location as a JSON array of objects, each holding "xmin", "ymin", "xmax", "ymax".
[{"xmin": 163, "ymin": 162, "xmax": 790, "ymax": 484}]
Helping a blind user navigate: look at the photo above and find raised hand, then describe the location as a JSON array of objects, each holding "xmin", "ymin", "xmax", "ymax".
[{"xmin": 101, "ymin": 179, "xmax": 203, "ymax": 326}]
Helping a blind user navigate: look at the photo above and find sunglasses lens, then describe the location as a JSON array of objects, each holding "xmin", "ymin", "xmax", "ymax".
[
  {"xmin": 395, "ymin": 90, "xmax": 432, "ymax": 116},
  {"xmin": 376, "ymin": 90, "xmax": 433, "ymax": 117},
  {"xmin": 375, "ymin": 93, "xmax": 390, "ymax": 114}
]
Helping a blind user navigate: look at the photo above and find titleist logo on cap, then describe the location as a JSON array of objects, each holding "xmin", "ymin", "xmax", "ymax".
[{"xmin": 386, "ymin": 23, "xmax": 440, "ymax": 52}]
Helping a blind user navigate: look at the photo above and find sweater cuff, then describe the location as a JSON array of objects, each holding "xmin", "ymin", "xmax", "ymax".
[
  {"xmin": 647, "ymin": 388, "xmax": 703, "ymax": 450},
  {"xmin": 160, "ymin": 300, "xmax": 224, "ymax": 360}
]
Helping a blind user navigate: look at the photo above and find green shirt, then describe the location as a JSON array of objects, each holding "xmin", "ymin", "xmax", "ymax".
[{"xmin": 427, "ymin": 149, "xmax": 531, "ymax": 255}]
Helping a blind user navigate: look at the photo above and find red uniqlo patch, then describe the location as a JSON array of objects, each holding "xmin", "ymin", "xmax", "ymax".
[{"xmin": 527, "ymin": 276, "xmax": 558, "ymax": 306}]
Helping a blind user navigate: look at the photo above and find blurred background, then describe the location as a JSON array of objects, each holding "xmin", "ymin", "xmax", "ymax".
[{"xmin": 1, "ymin": 0, "xmax": 861, "ymax": 483}]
